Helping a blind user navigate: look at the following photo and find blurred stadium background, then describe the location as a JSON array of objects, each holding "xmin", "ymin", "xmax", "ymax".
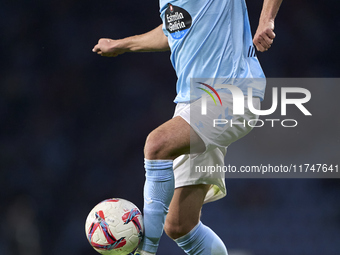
[{"xmin": 0, "ymin": 0, "xmax": 339, "ymax": 255}]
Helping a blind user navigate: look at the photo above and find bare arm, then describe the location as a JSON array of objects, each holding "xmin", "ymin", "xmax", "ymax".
[
  {"xmin": 253, "ymin": 0, "xmax": 283, "ymax": 52},
  {"xmin": 92, "ymin": 24, "xmax": 169, "ymax": 57}
]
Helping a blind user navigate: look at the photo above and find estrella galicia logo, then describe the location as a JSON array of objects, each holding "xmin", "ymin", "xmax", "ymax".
[
  {"xmin": 197, "ymin": 82, "xmax": 222, "ymax": 106},
  {"xmin": 165, "ymin": 4, "xmax": 192, "ymax": 40}
]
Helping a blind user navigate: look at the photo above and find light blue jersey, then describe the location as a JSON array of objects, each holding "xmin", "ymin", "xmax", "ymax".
[{"xmin": 159, "ymin": 0, "xmax": 266, "ymax": 103}]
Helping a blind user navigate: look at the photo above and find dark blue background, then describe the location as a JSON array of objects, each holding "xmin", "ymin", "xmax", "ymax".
[{"xmin": 1, "ymin": 1, "xmax": 339, "ymax": 255}]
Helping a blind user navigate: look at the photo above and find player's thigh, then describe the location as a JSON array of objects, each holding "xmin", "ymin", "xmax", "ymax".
[
  {"xmin": 144, "ymin": 116, "xmax": 205, "ymax": 159},
  {"xmin": 187, "ymin": 93, "xmax": 261, "ymax": 151},
  {"xmin": 164, "ymin": 184, "xmax": 210, "ymax": 239}
]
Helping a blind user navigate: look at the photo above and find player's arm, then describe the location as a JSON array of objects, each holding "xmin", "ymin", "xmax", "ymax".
[
  {"xmin": 92, "ymin": 24, "xmax": 169, "ymax": 57},
  {"xmin": 253, "ymin": 0, "xmax": 283, "ymax": 52}
]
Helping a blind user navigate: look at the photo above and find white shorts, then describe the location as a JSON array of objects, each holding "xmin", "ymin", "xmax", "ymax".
[{"xmin": 173, "ymin": 92, "xmax": 260, "ymax": 203}]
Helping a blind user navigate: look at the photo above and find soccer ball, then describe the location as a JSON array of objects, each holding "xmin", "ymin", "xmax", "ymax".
[{"xmin": 85, "ymin": 198, "xmax": 144, "ymax": 255}]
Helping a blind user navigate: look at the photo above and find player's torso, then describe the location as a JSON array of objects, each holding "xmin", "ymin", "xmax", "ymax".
[{"xmin": 159, "ymin": 0, "xmax": 265, "ymax": 103}]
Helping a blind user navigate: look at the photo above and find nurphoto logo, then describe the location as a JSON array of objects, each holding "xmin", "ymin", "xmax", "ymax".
[{"xmin": 199, "ymin": 84, "xmax": 312, "ymax": 128}]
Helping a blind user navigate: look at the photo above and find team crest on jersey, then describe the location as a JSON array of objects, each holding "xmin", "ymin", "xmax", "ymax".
[{"xmin": 165, "ymin": 4, "xmax": 192, "ymax": 40}]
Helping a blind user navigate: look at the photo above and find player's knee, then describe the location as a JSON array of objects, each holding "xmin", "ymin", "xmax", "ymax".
[
  {"xmin": 144, "ymin": 131, "xmax": 171, "ymax": 160},
  {"xmin": 164, "ymin": 220, "xmax": 195, "ymax": 240}
]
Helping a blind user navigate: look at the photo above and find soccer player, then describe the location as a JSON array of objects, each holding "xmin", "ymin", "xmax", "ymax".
[{"xmin": 93, "ymin": 0, "xmax": 282, "ymax": 254}]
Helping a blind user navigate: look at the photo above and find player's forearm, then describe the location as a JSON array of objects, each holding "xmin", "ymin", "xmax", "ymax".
[
  {"xmin": 253, "ymin": 0, "xmax": 282, "ymax": 52},
  {"xmin": 259, "ymin": 0, "xmax": 283, "ymax": 22},
  {"xmin": 122, "ymin": 24, "xmax": 170, "ymax": 52}
]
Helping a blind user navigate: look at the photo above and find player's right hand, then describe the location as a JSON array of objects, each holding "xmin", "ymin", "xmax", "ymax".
[{"xmin": 92, "ymin": 38, "xmax": 127, "ymax": 57}]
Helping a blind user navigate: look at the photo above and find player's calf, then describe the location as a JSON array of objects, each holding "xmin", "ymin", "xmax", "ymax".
[
  {"xmin": 164, "ymin": 220, "xmax": 197, "ymax": 240},
  {"xmin": 138, "ymin": 159, "xmax": 175, "ymax": 254}
]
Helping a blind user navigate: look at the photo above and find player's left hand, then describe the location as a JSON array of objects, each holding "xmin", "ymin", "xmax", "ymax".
[{"xmin": 253, "ymin": 19, "xmax": 276, "ymax": 52}]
